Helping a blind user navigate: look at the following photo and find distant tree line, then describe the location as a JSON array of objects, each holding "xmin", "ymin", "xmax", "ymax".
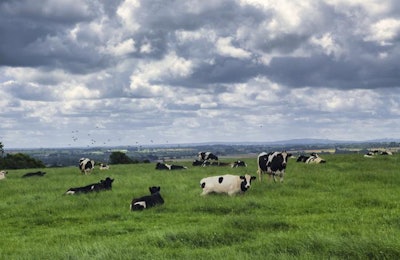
[
  {"xmin": 0, "ymin": 153, "xmax": 45, "ymax": 169},
  {"xmin": 109, "ymin": 151, "xmax": 150, "ymax": 164}
]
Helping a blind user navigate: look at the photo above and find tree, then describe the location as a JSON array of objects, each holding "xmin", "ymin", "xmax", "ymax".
[
  {"xmin": 0, "ymin": 153, "xmax": 45, "ymax": 169},
  {"xmin": 109, "ymin": 151, "xmax": 134, "ymax": 164},
  {"xmin": 0, "ymin": 142, "xmax": 4, "ymax": 158}
]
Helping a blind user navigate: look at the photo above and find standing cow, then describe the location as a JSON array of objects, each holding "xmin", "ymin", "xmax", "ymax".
[
  {"xmin": 200, "ymin": 174, "xmax": 256, "ymax": 196},
  {"xmin": 79, "ymin": 158, "xmax": 95, "ymax": 174},
  {"xmin": 257, "ymin": 151, "xmax": 291, "ymax": 182}
]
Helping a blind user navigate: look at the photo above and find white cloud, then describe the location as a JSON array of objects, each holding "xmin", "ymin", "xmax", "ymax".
[
  {"xmin": 215, "ymin": 37, "xmax": 251, "ymax": 59},
  {"xmin": 116, "ymin": 0, "xmax": 141, "ymax": 32},
  {"xmin": 1, "ymin": 0, "xmax": 400, "ymax": 148},
  {"xmin": 364, "ymin": 18, "xmax": 400, "ymax": 45}
]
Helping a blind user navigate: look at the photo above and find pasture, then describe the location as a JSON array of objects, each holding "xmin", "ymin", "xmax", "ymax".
[{"xmin": 1, "ymin": 154, "xmax": 400, "ymax": 259}]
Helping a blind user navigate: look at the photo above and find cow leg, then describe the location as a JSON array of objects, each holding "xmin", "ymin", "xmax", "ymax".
[{"xmin": 257, "ymin": 169, "xmax": 262, "ymax": 182}]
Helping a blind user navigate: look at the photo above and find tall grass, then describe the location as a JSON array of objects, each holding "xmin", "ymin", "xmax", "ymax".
[{"xmin": 1, "ymin": 154, "xmax": 399, "ymax": 259}]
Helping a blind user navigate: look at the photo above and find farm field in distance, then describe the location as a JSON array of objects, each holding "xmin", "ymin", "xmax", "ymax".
[{"xmin": 1, "ymin": 153, "xmax": 399, "ymax": 259}]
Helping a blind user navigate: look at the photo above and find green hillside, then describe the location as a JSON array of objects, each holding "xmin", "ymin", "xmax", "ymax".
[{"xmin": 1, "ymin": 154, "xmax": 399, "ymax": 259}]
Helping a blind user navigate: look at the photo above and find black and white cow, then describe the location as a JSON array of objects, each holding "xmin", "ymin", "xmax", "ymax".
[
  {"xmin": 198, "ymin": 152, "xmax": 219, "ymax": 161},
  {"xmin": 200, "ymin": 174, "xmax": 256, "ymax": 196},
  {"xmin": 155, "ymin": 162, "xmax": 187, "ymax": 170},
  {"xmin": 0, "ymin": 170, "xmax": 7, "ymax": 180},
  {"xmin": 231, "ymin": 160, "xmax": 247, "ymax": 168},
  {"xmin": 99, "ymin": 163, "xmax": 110, "ymax": 170},
  {"xmin": 79, "ymin": 158, "xmax": 95, "ymax": 174},
  {"xmin": 192, "ymin": 159, "xmax": 204, "ymax": 166},
  {"xmin": 22, "ymin": 171, "xmax": 46, "ymax": 178},
  {"xmin": 65, "ymin": 177, "xmax": 114, "ymax": 195},
  {"xmin": 296, "ymin": 153, "xmax": 326, "ymax": 164},
  {"xmin": 130, "ymin": 186, "xmax": 165, "ymax": 211},
  {"xmin": 364, "ymin": 150, "xmax": 393, "ymax": 157},
  {"xmin": 257, "ymin": 151, "xmax": 292, "ymax": 182}
]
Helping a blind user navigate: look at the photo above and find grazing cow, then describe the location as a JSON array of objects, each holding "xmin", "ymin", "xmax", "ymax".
[
  {"xmin": 22, "ymin": 171, "xmax": 46, "ymax": 178},
  {"xmin": 65, "ymin": 177, "xmax": 114, "ymax": 195},
  {"xmin": 198, "ymin": 152, "xmax": 219, "ymax": 161},
  {"xmin": 0, "ymin": 170, "xmax": 7, "ymax": 180},
  {"xmin": 257, "ymin": 151, "xmax": 291, "ymax": 182},
  {"xmin": 155, "ymin": 162, "xmax": 187, "ymax": 170},
  {"xmin": 79, "ymin": 158, "xmax": 95, "ymax": 174},
  {"xmin": 130, "ymin": 186, "xmax": 164, "ymax": 211},
  {"xmin": 200, "ymin": 174, "xmax": 256, "ymax": 196},
  {"xmin": 231, "ymin": 160, "xmax": 247, "ymax": 168},
  {"xmin": 99, "ymin": 163, "xmax": 110, "ymax": 170},
  {"xmin": 296, "ymin": 153, "xmax": 326, "ymax": 164}
]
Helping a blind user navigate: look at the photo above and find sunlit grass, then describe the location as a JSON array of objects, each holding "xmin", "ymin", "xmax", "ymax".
[{"xmin": 0, "ymin": 154, "xmax": 399, "ymax": 259}]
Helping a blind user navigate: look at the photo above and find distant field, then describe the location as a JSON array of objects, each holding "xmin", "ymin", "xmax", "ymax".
[{"xmin": 1, "ymin": 154, "xmax": 399, "ymax": 259}]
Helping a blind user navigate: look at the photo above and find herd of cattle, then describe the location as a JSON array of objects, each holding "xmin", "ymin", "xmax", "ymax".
[{"xmin": 0, "ymin": 150, "xmax": 394, "ymax": 211}]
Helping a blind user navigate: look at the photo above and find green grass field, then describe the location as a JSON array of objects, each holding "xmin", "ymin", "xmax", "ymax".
[{"xmin": 1, "ymin": 154, "xmax": 399, "ymax": 259}]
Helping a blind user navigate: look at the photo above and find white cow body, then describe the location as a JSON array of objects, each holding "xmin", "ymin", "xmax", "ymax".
[
  {"xmin": 99, "ymin": 163, "xmax": 110, "ymax": 170},
  {"xmin": 0, "ymin": 170, "xmax": 7, "ymax": 180},
  {"xmin": 200, "ymin": 174, "xmax": 256, "ymax": 196},
  {"xmin": 305, "ymin": 154, "xmax": 326, "ymax": 164}
]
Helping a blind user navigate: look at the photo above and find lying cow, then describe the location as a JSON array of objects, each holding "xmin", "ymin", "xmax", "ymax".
[
  {"xmin": 99, "ymin": 163, "xmax": 110, "ymax": 170},
  {"xmin": 192, "ymin": 159, "xmax": 204, "ymax": 166},
  {"xmin": 22, "ymin": 171, "xmax": 46, "ymax": 178},
  {"xmin": 130, "ymin": 186, "xmax": 164, "ymax": 211},
  {"xmin": 198, "ymin": 152, "xmax": 218, "ymax": 161},
  {"xmin": 296, "ymin": 153, "xmax": 326, "ymax": 164},
  {"xmin": 79, "ymin": 158, "xmax": 95, "ymax": 174},
  {"xmin": 155, "ymin": 162, "xmax": 187, "ymax": 170},
  {"xmin": 65, "ymin": 177, "xmax": 114, "ymax": 195},
  {"xmin": 200, "ymin": 174, "xmax": 256, "ymax": 196},
  {"xmin": 364, "ymin": 150, "xmax": 393, "ymax": 157},
  {"xmin": 257, "ymin": 151, "xmax": 291, "ymax": 182},
  {"xmin": 0, "ymin": 170, "xmax": 7, "ymax": 180},
  {"xmin": 231, "ymin": 160, "xmax": 247, "ymax": 168}
]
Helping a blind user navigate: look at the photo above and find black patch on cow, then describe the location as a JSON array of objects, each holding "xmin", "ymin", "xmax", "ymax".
[
  {"xmin": 201, "ymin": 182, "xmax": 206, "ymax": 189},
  {"xmin": 22, "ymin": 171, "xmax": 46, "ymax": 178},
  {"xmin": 258, "ymin": 154, "xmax": 269, "ymax": 171},
  {"xmin": 85, "ymin": 161, "xmax": 93, "ymax": 169},
  {"xmin": 269, "ymin": 154, "xmax": 285, "ymax": 171},
  {"xmin": 239, "ymin": 176, "xmax": 248, "ymax": 192},
  {"xmin": 170, "ymin": 164, "xmax": 187, "ymax": 170},
  {"xmin": 155, "ymin": 162, "xmax": 169, "ymax": 170},
  {"xmin": 218, "ymin": 177, "xmax": 224, "ymax": 183},
  {"xmin": 296, "ymin": 155, "xmax": 309, "ymax": 162}
]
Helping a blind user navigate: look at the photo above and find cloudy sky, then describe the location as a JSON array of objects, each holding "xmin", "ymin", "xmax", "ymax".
[{"xmin": 1, "ymin": 0, "xmax": 400, "ymax": 148}]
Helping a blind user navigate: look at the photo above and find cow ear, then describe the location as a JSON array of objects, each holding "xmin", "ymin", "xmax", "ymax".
[
  {"xmin": 240, "ymin": 176, "xmax": 245, "ymax": 179},
  {"xmin": 251, "ymin": 176, "xmax": 256, "ymax": 180}
]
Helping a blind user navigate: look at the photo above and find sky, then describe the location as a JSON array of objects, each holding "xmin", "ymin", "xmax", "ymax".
[{"xmin": 1, "ymin": 0, "xmax": 400, "ymax": 149}]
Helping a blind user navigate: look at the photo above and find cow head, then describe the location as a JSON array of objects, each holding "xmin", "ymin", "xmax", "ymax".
[
  {"xmin": 279, "ymin": 151, "xmax": 291, "ymax": 168},
  {"xmin": 100, "ymin": 177, "xmax": 114, "ymax": 189},
  {"xmin": 239, "ymin": 174, "xmax": 256, "ymax": 192},
  {"xmin": 149, "ymin": 186, "xmax": 161, "ymax": 194}
]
